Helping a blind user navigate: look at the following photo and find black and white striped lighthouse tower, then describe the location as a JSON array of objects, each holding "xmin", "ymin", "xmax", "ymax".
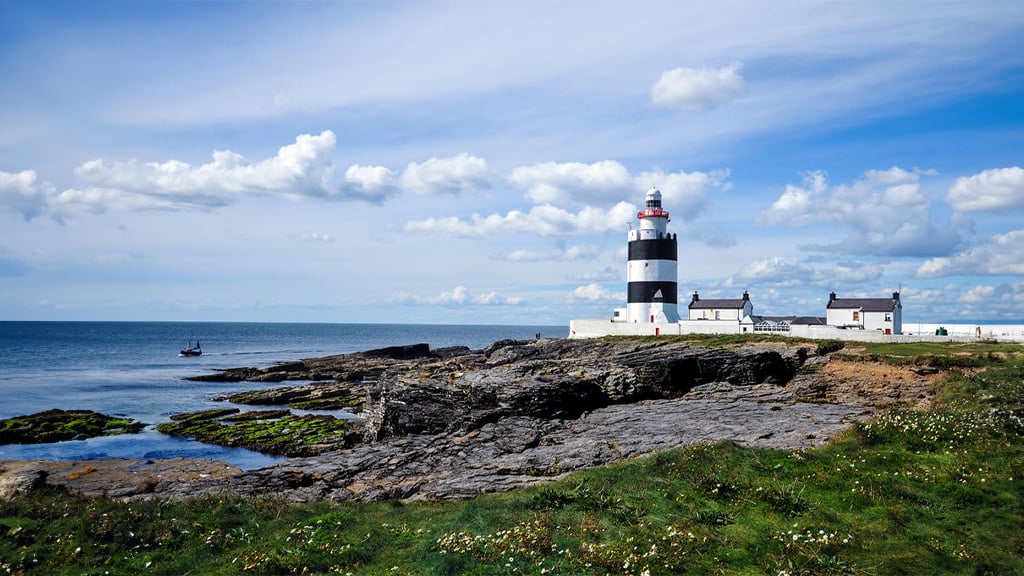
[{"xmin": 626, "ymin": 186, "xmax": 680, "ymax": 323}]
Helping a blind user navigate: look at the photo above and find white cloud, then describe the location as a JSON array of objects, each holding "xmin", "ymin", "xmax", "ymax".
[
  {"xmin": 341, "ymin": 164, "xmax": 397, "ymax": 202},
  {"xmin": 651, "ymin": 63, "xmax": 747, "ymax": 111},
  {"xmin": 508, "ymin": 160, "xmax": 728, "ymax": 217},
  {"xmin": 569, "ymin": 283, "xmax": 624, "ymax": 302},
  {"xmin": 962, "ymin": 284, "xmax": 996, "ymax": 303},
  {"xmin": 405, "ymin": 201, "xmax": 638, "ymax": 238},
  {"xmin": 564, "ymin": 244, "xmax": 601, "ymax": 260},
  {"xmin": 389, "ymin": 285, "xmax": 523, "ymax": 306},
  {"xmin": 509, "ymin": 160, "xmax": 631, "ymax": 204},
  {"xmin": 56, "ymin": 131, "xmax": 338, "ymax": 214},
  {"xmin": 497, "ymin": 249, "xmax": 547, "ymax": 262},
  {"xmin": 0, "ymin": 170, "xmax": 52, "ymax": 220},
  {"xmin": 947, "ymin": 167, "xmax": 1024, "ymax": 212},
  {"xmin": 759, "ymin": 172, "xmax": 826, "ymax": 226},
  {"xmin": 639, "ymin": 169, "xmax": 730, "ymax": 221},
  {"xmin": 398, "ymin": 153, "xmax": 489, "ymax": 195},
  {"xmin": 881, "ymin": 183, "xmax": 926, "ymax": 206},
  {"xmin": 732, "ymin": 257, "xmax": 817, "ymax": 286},
  {"xmin": 864, "ymin": 166, "xmax": 933, "ymax": 185},
  {"xmin": 474, "ymin": 291, "xmax": 525, "ymax": 305},
  {"xmin": 759, "ymin": 168, "xmax": 965, "ymax": 257},
  {"xmin": 916, "ymin": 229, "xmax": 1024, "ymax": 277},
  {"xmin": 497, "ymin": 244, "xmax": 601, "ymax": 262},
  {"xmin": 902, "ymin": 281, "xmax": 1024, "ymax": 321},
  {"xmin": 730, "ymin": 256, "xmax": 883, "ymax": 288},
  {"xmin": 52, "ymin": 186, "xmax": 213, "ymax": 214},
  {"xmin": 84, "ymin": 130, "xmax": 335, "ymax": 196}
]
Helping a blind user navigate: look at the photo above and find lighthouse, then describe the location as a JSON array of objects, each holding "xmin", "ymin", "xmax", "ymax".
[{"xmin": 626, "ymin": 187, "xmax": 680, "ymax": 323}]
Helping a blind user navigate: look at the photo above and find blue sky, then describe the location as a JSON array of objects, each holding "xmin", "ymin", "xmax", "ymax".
[{"xmin": 1, "ymin": 0, "xmax": 1023, "ymax": 325}]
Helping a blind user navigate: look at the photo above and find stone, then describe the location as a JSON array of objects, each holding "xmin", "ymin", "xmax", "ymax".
[
  {"xmin": 0, "ymin": 409, "xmax": 145, "ymax": 445},
  {"xmin": 0, "ymin": 337, "xmax": 936, "ymax": 503}
]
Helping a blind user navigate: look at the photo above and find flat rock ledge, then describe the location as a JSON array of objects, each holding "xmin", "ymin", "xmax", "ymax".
[
  {"xmin": 215, "ymin": 384, "xmax": 872, "ymax": 503},
  {"xmin": 0, "ymin": 458, "xmax": 240, "ymax": 503},
  {"xmin": 1, "ymin": 338, "xmax": 933, "ymax": 503}
]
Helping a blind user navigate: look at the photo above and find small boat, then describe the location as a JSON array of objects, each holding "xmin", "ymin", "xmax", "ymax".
[{"xmin": 179, "ymin": 340, "xmax": 202, "ymax": 357}]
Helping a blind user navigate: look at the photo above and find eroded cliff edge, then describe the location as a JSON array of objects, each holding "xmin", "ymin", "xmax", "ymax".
[{"xmin": 1, "ymin": 338, "xmax": 937, "ymax": 503}]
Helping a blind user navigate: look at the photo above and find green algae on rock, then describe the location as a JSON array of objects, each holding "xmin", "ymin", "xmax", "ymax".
[
  {"xmin": 156, "ymin": 409, "xmax": 348, "ymax": 457},
  {"xmin": 218, "ymin": 385, "xmax": 365, "ymax": 411},
  {"xmin": 0, "ymin": 409, "xmax": 146, "ymax": 445}
]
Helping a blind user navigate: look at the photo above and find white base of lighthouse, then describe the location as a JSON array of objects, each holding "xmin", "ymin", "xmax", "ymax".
[{"xmin": 626, "ymin": 302, "xmax": 679, "ymax": 323}]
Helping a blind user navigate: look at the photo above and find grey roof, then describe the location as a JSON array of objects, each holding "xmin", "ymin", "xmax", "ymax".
[
  {"xmin": 752, "ymin": 315, "xmax": 826, "ymax": 326},
  {"xmin": 689, "ymin": 299, "xmax": 747, "ymax": 310},
  {"xmin": 827, "ymin": 298, "xmax": 898, "ymax": 312}
]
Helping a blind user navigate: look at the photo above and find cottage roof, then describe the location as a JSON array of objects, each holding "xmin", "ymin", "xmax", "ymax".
[
  {"xmin": 827, "ymin": 297, "xmax": 899, "ymax": 312},
  {"xmin": 690, "ymin": 298, "xmax": 746, "ymax": 310},
  {"xmin": 688, "ymin": 290, "xmax": 751, "ymax": 310},
  {"xmin": 753, "ymin": 315, "xmax": 827, "ymax": 326}
]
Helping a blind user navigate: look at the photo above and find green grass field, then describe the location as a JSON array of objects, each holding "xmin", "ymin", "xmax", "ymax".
[{"xmin": 2, "ymin": 341, "xmax": 1022, "ymax": 575}]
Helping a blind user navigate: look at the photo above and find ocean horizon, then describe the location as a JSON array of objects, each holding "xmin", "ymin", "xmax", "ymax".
[{"xmin": 0, "ymin": 321, "xmax": 565, "ymax": 469}]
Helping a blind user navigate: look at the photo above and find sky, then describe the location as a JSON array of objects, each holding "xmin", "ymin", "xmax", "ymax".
[{"xmin": 1, "ymin": 0, "xmax": 1023, "ymax": 326}]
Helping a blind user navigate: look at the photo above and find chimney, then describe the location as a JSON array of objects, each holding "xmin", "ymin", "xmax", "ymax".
[
  {"xmin": 829, "ymin": 291, "xmax": 837, "ymax": 302},
  {"xmin": 893, "ymin": 291, "xmax": 900, "ymax": 301},
  {"xmin": 691, "ymin": 291, "xmax": 699, "ymax": 303},
  {"xmin": 742, "ymin": 290, "xmax": 749, "ymax": 301}
]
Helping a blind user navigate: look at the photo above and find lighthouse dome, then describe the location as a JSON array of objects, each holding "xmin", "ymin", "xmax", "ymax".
[
  {"xmin": 645, "ymin": 187, "xmax": 662, "ymax": 209},
  {"xmin": 643, "ymin": 184, "xmax": 659, "ymax": 204}
]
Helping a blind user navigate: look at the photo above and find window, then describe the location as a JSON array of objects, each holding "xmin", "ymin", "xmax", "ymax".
[
  {"xmin": 852, "ymin": 311, "xmax": 860, "ymax": 322},
  {"xmin": 715, "ymin": 310, "xmax": 720, "ymax": 320},
  {"xmin": 885, "ymin": 313, "xmax": 892, "ymax": 321}
]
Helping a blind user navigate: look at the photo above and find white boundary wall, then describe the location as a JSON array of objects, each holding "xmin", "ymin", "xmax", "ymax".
[
  {"xmin": 569, "ymin": 319, "xmax": 750, "ymax": 338},
  {"xmin": 569, "ymin": 318, "xmax": 1024, "ymax": 344}
]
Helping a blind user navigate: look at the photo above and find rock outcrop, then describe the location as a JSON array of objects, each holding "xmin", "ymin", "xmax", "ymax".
[
  {"xmin": 0, "ymin": 410, "xmax": 145, "ymax": 445},
  {"xmin": 155, "ymin": 409, "xmax": 353, "ymax": 457},
  {"xmin": 2, "ymin": 338, "xmax": 932, "ymax": 503}
]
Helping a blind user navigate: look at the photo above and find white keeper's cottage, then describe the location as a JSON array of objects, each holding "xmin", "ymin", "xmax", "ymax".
[
  {"xmin": 825, "ymin": 291, "xmax": 902, "ymax": 334},
  {"xmin": 688, "ymin": 291, "xmax": 753, "ymax": 321}
]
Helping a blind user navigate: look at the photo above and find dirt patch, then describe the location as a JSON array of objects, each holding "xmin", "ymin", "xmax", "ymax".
[{"xmin": 788, "ymin": 357, "xmax": 939, "ymax": 409}]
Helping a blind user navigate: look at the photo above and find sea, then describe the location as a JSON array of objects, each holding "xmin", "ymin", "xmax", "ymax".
[{"xmin": 0, "ymin": 321, "xmax": 565, "ymax": 469}]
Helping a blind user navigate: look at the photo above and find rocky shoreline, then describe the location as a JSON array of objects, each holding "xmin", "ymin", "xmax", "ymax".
[{"xmin": 0, "ymin": 337, "xmax": 938, "ymax": 503}]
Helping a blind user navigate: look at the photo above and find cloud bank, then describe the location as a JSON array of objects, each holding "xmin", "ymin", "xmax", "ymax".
[
  {"xmin": 389, "ymin": 285, "xmax": 524, "ymax": 306},
  {"xmin": 759, "ymin": 167, "xmax": 965, "ymax": 257},
  {"xmin": 946, "ymin": 166, "xmax": 1024, "ymax": 212},
  {"xmin": 917, "ymin": 230, "xmax": 1024, "ymax": 278}
]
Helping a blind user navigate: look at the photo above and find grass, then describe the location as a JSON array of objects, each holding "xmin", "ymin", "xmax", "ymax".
[{"xmin": 2, "ymin": 343, "xmax": 1023, "ymax": 575}]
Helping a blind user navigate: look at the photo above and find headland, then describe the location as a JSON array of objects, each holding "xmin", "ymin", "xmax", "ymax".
[{"xmin": 1, "ymin": 336, "xmax": 941, "ymax": 503}]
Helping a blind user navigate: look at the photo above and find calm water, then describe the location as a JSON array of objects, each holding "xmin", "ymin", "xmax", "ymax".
[{"xmin": 0, "ymin": 321, "xmax": 564, "ymax": 468}]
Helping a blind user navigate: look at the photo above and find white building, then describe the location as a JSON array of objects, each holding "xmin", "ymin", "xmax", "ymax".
[
  {"xmin": 688, "ymin": 291, "xmax": 753, "ymax": 321},
  {"xmin": 825, "ymin": 292, "xmax": 902, "ymax": 334}
]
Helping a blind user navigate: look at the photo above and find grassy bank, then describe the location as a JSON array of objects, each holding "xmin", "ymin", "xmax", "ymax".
[{"xmin": 2, "ymin": 341, "xmax": 1022, "ymax": 575}]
